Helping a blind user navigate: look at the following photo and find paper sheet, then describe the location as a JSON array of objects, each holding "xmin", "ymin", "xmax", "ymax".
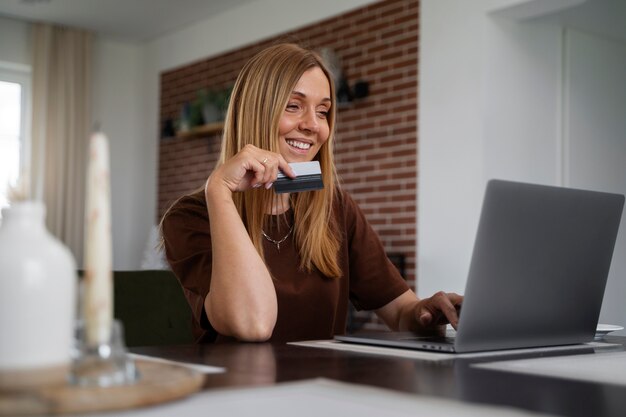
[
  {"xmin": 474, "ymin": 351, "xmax": 626, "ymax": 386},
  {"xmin": 90, "ymin": 378, "xmax": 555, "ymax": 417},
  {"xmin": 289, "ymin": 339, "xmax": 620, "ymax": 362},
  {"xmin": 127, "ymin": 353, "xmax": 225, "ymax": 374}
]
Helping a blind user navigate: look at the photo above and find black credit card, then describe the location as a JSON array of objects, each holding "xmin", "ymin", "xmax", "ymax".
[{"xmin": 274, "ymin": 161, "xmax": 323, "ymax": 194}]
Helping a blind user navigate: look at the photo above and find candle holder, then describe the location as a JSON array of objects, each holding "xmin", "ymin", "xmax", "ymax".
[{"xmin": 69, "ymin": 319, "xmax": 139, "ymax": 387}]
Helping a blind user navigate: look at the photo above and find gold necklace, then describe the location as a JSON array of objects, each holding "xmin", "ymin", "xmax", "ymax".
[{"xmin": 261, "ymin": 225, "xmax": 293, "ymax": 252}]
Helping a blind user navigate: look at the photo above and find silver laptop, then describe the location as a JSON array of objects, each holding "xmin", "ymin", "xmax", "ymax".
[{"xmin": 336, "ymin": 180, "xmax": 624, "ymax": 353}]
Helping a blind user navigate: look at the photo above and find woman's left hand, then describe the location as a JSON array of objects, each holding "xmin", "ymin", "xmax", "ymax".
[
  {"xmin": 413, "ymin": 291, "xmax": 463, "ymax": 332},
  {"xmin": 376, "ymin": 290, "xmax": 463, "ymax": 335}
]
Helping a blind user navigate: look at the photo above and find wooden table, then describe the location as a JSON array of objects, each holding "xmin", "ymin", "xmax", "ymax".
[{"xmin": 131, "ymin": 336, "xmax": 626, "ymax": 417}]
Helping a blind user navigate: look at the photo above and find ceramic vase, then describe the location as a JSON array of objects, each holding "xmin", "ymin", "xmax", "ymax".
[{"xmin": 0, "ymin": 201, "xmax": 77, "ymax": 379}]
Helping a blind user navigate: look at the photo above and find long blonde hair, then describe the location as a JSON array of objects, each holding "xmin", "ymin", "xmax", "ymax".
[{"xmin": 220, "ymin": 43, "xmax": 341, "ymax": 278}]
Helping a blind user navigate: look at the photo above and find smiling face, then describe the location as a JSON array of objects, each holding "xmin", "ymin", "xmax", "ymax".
[{"xmin": 278, "ymin": 67, "xmax": 332, "ymax": 163}]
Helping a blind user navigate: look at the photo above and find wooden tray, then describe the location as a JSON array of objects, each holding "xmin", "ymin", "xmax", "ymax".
[{"xmin": 0, "ymin": 360, "xmax": 204, "ymax": 415}]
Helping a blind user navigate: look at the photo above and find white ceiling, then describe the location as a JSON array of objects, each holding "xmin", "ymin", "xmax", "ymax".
[
  {"xmin": 1, "ymin": 0, "xmax": 624, "ymax": 44},
  {"xmin": 0, "ymin": 0, "xmax": 257, "ymax": 42},
  {"xmin": 535, "ymin": 0, "xmax": 626, "ymax": 43},
  {"xmin": 491, "ymin": 0, "xmax": 626, "ymax": 43}
]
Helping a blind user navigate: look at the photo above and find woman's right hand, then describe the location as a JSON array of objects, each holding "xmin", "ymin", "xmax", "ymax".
[
  {"xmin": 207, "ymin": 144, "xmax": 296, "ymax": 194},
  {"xmin": 203, "ymin": 144, "xmax": 293, "ymax": 340}
]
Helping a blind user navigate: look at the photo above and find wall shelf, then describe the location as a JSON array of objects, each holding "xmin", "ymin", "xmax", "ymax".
[{"xmin": 176, "ymin": 121, "xmax": 224, "ymax": 139}]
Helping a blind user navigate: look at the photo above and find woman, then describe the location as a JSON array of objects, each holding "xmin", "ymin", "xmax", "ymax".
[{"xmin": 161, "ymin": 43, "xmax": 462, "ymax": 343}]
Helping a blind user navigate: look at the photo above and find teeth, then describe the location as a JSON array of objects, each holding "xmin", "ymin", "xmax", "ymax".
[{"xmin": 286, "ymin": 140, "xmax": 311, "ymax": 150}]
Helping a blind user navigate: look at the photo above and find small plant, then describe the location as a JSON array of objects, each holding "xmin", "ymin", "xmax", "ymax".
[{"xmin": 199, "ymin": 86, "xmax": 232, "ymax": 123}]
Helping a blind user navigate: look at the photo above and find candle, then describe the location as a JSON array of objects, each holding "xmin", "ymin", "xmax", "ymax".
[{"xmin": 83, "ymin": 132, "xmax": 113, "ymax": 346}]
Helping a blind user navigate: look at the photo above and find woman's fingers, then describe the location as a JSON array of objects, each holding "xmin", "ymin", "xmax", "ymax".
[
  {"xmin": 238, "ymin": 145, "xmax": 294, "ymax": 191},
  {"xmin": 417, "ymin": 291, "xmax": 463, "ymax": 330},
  {"xmin": 214, "ymin": 145, "xmax": 299, "ymax": 192},
  {"xmin": 259, "ymin": 155, "xmax": 278, "ymax": 188},
  {"xmin": 277, "ymin": 155, "xmax": 296, "ymax": 179}
]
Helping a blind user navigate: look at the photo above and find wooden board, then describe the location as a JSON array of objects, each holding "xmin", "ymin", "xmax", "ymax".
[
  {"xmin": 175, "ymin": 121, "xmax": 224, "ymax": 139},
  {"xmin": 0, "ymin": 360, "xmax": 204, "ymax": 415}
]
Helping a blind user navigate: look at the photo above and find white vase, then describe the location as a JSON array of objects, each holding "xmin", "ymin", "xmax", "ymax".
[{"xmin": 0, "ymin": 201, "xmax": 77, "ymax": 377}]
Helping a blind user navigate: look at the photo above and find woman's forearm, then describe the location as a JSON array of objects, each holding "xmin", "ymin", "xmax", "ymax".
[{"xmin": 204, "ymin": 178, "xmax": 278, "ymax": 341}]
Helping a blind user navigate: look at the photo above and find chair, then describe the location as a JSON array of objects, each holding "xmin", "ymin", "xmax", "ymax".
[
  {"xmin": 112, "ymin": 270, "xmax": 194, "ymax": 347},
  {"xmin": 77, "ymin": 270, "xmax": 194, "ymax": 346}
]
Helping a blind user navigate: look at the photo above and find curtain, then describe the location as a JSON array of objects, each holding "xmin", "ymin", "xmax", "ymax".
[{"xmin": 31, "ymin": 24, "xmax": 93, "ymax": 265}]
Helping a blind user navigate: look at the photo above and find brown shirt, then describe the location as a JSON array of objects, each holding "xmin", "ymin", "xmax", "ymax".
[{"xmin": 161, "ymin": 188, "xmax": 409, "ymax": 343}]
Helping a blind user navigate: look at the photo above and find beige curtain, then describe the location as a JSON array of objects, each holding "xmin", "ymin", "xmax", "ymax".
[{"xmin": 31, "ymin": 24, "xmax": 92, "ymax": 265}]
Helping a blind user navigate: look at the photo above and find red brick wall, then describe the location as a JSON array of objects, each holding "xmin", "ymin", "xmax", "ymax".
[{"xmin": 159, "ymin": 0, "xmax": 418, "ymax": 297}]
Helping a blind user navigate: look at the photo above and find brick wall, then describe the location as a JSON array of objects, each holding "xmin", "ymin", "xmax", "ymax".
[{"xmin": 159, "ymin": 0, "xmax": 419, "ymax": 320}]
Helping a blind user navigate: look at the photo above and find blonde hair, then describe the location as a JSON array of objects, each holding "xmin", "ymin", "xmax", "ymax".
[{"xmin": 220, "ymin": 43, "xmax": 341, "ymax": 278}]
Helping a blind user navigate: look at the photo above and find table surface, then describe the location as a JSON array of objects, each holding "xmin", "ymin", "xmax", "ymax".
[{"xmin": 131, "ymin": 336, "xmax": 626, "ymax": 417}]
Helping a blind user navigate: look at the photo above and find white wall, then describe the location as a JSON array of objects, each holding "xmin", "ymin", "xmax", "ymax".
[
  {"xmin": 419, "ymin": 0, "xmax": 626, "ymax": 334},
  {"xmin": 418, "ymin": 0, "xmax": 488, "ymax": 299},
  {"xmin": 92, "ymin": 39, "xmax": 148, "ymax": 270},
  {"xmin": 565, "ymin": 29, "xmax": 626, "ymax": 328},
  {"xmin": 419, "ymin": 0, "xmax": 568, "ymax": 296},
  {"xmin": 0, "ymin": 16, "xmax": 30, "ymax": 65},
  {"xmin": 482, "ymin": 19, "xmax": 562, "ymax": 185}
]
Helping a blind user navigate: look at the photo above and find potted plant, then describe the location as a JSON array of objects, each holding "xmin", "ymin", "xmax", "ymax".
[{"xmin": 199, "ymin": 87, "xmax": 232, "ymax": 124}]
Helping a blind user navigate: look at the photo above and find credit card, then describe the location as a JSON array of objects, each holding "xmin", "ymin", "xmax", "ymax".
[{"xmin": 274, "ymin": 161, "xmax": 324, "ymax": 194}]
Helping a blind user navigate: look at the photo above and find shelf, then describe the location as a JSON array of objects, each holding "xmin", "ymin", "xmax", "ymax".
[{"xmin": 175, "ymin": 121, "xmax": 224, "ymax": 139}]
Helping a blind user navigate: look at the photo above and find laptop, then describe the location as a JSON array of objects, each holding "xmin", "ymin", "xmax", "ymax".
[{"xmin": 336, "ymin": 179, "xmax": 624, "ymax": 353}]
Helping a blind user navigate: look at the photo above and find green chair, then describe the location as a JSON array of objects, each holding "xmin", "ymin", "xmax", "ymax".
[
  {"xmin": 77, "ymin": 269, "xmax": 194, "ymax": 346},
  {"xmin": 112, "ymin": 270, "xmax": 194, "ymax": 347}
]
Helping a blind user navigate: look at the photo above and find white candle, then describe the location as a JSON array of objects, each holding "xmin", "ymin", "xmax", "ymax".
[{"xmin": 83, "ymin": 132, "xmax": 113, "ymax": 346}]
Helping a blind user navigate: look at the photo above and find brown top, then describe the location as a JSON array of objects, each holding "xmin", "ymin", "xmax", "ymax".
[{"xmin": 161, "ymin": 189, "xmax": 409, "ymax": 343}]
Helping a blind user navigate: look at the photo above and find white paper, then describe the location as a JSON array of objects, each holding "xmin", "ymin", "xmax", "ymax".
[
  {"xmin": 128, "ymin": 353, "xmax": 225, "ymax": 374},
  {"xmin": 474, "ymin": 350, "xmax": 626, "ymax": 386},
  {"xmin": 90, "ymin": 378, "xmax": 555, "ymax": 417},
  {"xmin": 289, "ymin": 339, "xmax": 620, "ymax": 362}
]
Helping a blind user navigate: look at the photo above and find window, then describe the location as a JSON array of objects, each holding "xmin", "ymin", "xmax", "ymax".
[{"xmin": 0, "ymin": 63, "xmax": 31, "ymax": 219}]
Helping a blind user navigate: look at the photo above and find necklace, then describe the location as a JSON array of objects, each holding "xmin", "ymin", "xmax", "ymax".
[{"xmin": 261, "ymin": 225, "xmax": 293, "ymax": 252}]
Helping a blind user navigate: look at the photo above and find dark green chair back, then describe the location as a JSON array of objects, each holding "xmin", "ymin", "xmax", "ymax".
[{"xmin": 113, "ymin": 270, "xmax": 194, "ymax": 347}]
